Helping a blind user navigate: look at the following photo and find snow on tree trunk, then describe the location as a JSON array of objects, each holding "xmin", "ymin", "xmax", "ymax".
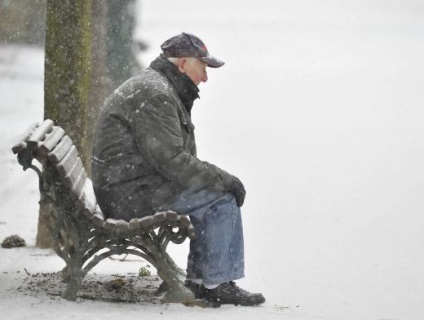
[
  {"xmin": 36, "ymin": 0, "xmax": 141, "ymax": 248},
  {"xmin": 44, "ymin": 0, "xmax": 92, "ymax": 165},
  {"xmin": 39, "ymin": 0, "xmax": 93, "ymax": 248}
]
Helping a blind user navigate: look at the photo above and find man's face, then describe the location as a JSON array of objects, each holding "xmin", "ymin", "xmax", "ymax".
[{"xmin": 178, "ymin": 58, "xmax": 208, "ymax": 85}]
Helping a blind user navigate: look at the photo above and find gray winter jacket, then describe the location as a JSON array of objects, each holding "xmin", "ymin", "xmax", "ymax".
[{"xmin": 92, "ymin": 55, "xmax": 233, "ymax": 220}]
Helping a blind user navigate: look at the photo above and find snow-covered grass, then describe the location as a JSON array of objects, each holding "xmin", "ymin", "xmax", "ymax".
[{"xmin": 1, "ymin": 1, "xmax": 424, "ymax": 319}]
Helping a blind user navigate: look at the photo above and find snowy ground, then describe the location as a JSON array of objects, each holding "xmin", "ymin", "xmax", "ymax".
[{"xmin": 1, "ymin": 1, "xmax": 424, "ymax": 319}]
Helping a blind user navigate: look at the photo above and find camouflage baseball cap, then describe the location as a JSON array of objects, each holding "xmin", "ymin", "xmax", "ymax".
[{"xmin": 161, "ymin": 32, "xmax": 225, "ymax": 68}]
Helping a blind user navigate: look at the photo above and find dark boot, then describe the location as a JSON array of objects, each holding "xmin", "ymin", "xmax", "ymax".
[
  {"xmin": 204, "ymin": 282, "xmax": 265, "ymax": 306},
  {"xmin": 184, "ymin": 280, "xmax": 205, "ymax": 299}
]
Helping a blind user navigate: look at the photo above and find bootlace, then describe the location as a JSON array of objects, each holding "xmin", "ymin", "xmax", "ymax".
[{"xmin": 223, "ymin": 281, "xmax": 251, "ymax": 297}]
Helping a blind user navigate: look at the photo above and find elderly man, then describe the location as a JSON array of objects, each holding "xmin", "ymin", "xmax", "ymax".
[{"xmin": 92, "ymin": 32, "xmax": 265, "ymax": 306}]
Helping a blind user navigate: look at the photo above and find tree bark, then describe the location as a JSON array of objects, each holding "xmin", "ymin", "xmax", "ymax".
[
  {"xmin": 34, "ymin": 0, "xmax": 141, "ymax": 248},
  {"xmin": 37, "ymin": 0, "xmax": 92, "ymax": 248},
  {"xmin": 44, "ymin": 0, "xmax": 92, "ymax": 165}
]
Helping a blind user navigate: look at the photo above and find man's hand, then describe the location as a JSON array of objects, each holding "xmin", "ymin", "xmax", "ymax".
[{"xmin": 229, "ymin": 176, "xmax": 246, "ymax": 207}]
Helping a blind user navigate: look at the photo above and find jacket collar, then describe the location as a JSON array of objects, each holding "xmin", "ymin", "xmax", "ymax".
[{"xmin": 150, "ymin": 54, "xmax": 200, "ymax": 115}]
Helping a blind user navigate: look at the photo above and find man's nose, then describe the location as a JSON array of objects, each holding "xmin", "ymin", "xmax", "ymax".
[{"xmin": 202, "ymin": 72, "xmax": 208, "ymax": 83}]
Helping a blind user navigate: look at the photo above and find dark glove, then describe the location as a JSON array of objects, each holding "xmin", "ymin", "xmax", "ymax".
[{"xmin": 228, "ymin": 176, "xmax": 246, "ymax": 207}]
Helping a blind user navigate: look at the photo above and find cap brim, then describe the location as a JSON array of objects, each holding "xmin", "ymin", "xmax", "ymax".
[{"xmin": 200, "ymin": 54, "xmax": 225, "ymax": 68}]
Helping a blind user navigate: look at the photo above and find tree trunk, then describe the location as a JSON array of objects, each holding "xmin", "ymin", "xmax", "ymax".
[
  {"xmin": 36, "ymin": 0, "xmax": 141, "ymax": 248},
  {"xmin": 37, "ymin": 0, "xmax": 92, "ymax": 248},
  {"xmin": 44, "ymin": 0, "xmax": 92, "ymax": 164}
]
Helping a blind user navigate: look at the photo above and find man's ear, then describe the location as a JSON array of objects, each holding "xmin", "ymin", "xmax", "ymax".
[{"xmin": 176, "ymin": 58, "xmax": 187, "ymax": 73}]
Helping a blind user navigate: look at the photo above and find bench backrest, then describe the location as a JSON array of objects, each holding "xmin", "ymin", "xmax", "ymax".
[
  {"xmin": 12, "ymin": 119, "xmax": 195, "ymax": 239},
  {"xmin": 12, "ymin": 119, "xmax": 101, "ymax": 220}
]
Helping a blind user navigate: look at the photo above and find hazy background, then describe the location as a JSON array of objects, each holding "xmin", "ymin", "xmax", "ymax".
[
  {"xmin": 1, "ymin": 1, "xmax": 423, "ymax": 319},
  {"xmin": 140, "ymin": 1, "xmax": 424, "ymax": 318}
]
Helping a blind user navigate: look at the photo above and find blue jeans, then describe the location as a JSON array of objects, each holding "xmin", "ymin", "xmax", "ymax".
[{"xmin": 165, "ymin": 190, "xmax": 245, "ymax": 286}]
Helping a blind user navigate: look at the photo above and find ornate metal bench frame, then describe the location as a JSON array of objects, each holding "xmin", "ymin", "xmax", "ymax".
[{"xmin": 12, "ymin": 119, "xmax": 196, "ymax": 304}]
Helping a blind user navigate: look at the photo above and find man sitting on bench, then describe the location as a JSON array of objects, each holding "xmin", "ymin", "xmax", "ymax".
[{"xmin": 91, "ymin": 32, "xmax": 265, "ymax": 307}]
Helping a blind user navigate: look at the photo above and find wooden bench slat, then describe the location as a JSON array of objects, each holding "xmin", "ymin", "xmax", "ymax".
[
  {"xmin": 82, "ymin": 205, "xmax": 103, "ymax": 222},
  {"xmin": 104, "ymin": 219, "xmax": 129, "ymax": 234},
  {"xmin": 92, "ymin": 212, "xmax": 105, "ymax": 228},
  {"xmin": 38, "ymin": 126, "xmax": 66, "ymax": 157},
  {"xmin": 56, "ymin": 146, "xmax": 79, "ymax": 178},
  {"xmin": 177, "ymin": 215, "xmax": 191, "ymax": 227},
  {"xmin": 74, "ymin": 179, "xmax": 96, "ymax": 213},
  {"xmin": 48, "ymin": 135, "xmax": 73, "ymax": 164},
  {"xmin": 165, "ymin": 211, "xmax": 178, "ymax": 221},
  {"xmin": 62, "ymin": 156, "xmax": 83, "ymax": 186},
  {"xmin": 103, "ymin": 218, "xmax": 119, "ymax": 232},
  {"xmin": 12, "ymin": 122, "xmax": 40, "ymax": 154},
  {"xmin": 139, "ymin": 216, "xmax": 154, "ymax": 229},
  {"xmin": 94, "ymin": 204, "xmax": 104, "ymax": 217},
  {"xmin": 115, "ymin": 220, "xmax": 129, "ymax": 234},
  {"xmin": 27, "ymin": 119, "xmax": 54, "ymax": 151},
  {"xmin": 128, "ymin": 218, "xmax": 142, "ymax": 232},
  {"xmin": 152, "ymin": 212, "xmax": 167, "ymax": 224},
  {"xmin": 69, "ymin": 170, "xmax": 87, "ymax": 200}
]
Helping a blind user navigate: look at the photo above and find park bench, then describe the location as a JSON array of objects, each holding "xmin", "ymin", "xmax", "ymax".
[{"xmin": 11, "ymin": 119, "xmax": 197, "ymax": 304}]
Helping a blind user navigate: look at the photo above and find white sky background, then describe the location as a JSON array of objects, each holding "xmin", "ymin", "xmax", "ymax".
[{"xmin": 1, "ymin": 0, "xmax": 424, "ymax": 319}]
